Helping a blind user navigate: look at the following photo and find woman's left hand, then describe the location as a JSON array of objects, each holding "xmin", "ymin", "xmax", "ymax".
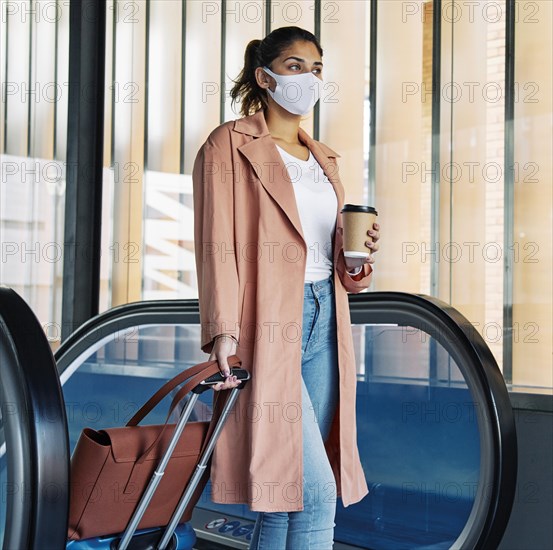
[
  {"xmin": 340, "ymin": 222, "xmax": 380, "ymax": 271},
  {"xmin": 365, "ymin": 221, "xmax": 380, "ymax": 264}
]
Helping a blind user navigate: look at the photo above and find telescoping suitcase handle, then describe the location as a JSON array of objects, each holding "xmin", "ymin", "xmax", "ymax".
[{"xmin": 115, "ymin": 356, "xmax": 250, "ymax": 550}]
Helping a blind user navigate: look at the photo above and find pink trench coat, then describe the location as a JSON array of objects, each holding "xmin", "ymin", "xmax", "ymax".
[{"xmin": 192, "ymin": 108, "xmax": 373, "ymax": 513}]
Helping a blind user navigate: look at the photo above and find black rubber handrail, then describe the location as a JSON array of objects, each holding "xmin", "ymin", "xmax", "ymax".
[
  {"xmin": 349, "ymin": 292, "xmax": 517, "ymax": 549},
  {"xmin": 56, "ymin": 299, "xmax": 200, "ymax": 369},
  {"xmin": 0, "ymin": 287, "xmax": 69, "ymax": 549},
  {"xmin": 53, "ymin": 292, "xmax": 517, "ymax": 550}
]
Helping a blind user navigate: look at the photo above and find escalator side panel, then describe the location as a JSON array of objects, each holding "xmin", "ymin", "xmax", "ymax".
[
  {"xmin": 0, "ymin": 287, "xmax": 70, "ymax": 550},
  {"xmin": 0, "ymin": 325, "xmax": 32, "ymax": 550}
]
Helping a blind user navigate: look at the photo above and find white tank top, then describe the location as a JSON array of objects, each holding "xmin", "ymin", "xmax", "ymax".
[{"xmin": 276, "ymin": 144, "xmax": 337, "ymax": 282}]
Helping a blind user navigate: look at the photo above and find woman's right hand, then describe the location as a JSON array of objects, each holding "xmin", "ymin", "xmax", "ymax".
[{"xmin": 209, "ymin": 334, "xmax": 243, "ymax": 391}]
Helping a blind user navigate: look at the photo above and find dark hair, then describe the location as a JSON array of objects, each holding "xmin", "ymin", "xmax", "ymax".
[{"xmin": 230, "ymin": 26, "xmax": 323, "ymax": 117}]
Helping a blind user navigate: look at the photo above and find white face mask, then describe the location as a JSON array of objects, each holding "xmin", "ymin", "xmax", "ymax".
[{"xmin": 262, "ymin": 66, "xmax": 322, "ymax": 116}]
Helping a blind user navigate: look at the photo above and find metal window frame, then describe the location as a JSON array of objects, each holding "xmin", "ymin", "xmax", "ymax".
[
  {"xmin": 367, "ymin": 0, "xmax": 377, "ymax": 205},
  {"xmin": 61, "ymin": 0, "xmax": 107, "ymax": 340},
  {"xmin": 2, "ymin": 2, "xmax": 8, "ymax": 152},
  {"xmin": 144, "ymin": 0, "xmax": 151, "ymax": 170},
  {"xmin": 313, "ymin": 0, "xmax": 321, "ymax": 141},
  {"xmin": 503, "ymin": 0, "xmax": 515, "ymax": 384},
  {"xmin": 180, "ymin": 0, "xmax": 187, "ymax": 173},
  {"xmin": 220, "ymin": 0, "xmax": 227, "ymax": 124},
  {"xmin": 431, "ymin": 0, "xmax": 442, "ymax": 298}
]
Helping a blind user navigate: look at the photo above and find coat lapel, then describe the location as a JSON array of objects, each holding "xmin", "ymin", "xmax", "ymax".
[{"xmin": 235, "ymin": 110, "xmax": 344, "ymax": 251}]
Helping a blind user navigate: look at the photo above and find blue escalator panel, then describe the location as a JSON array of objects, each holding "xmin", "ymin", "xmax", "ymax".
[
  {"xmin": 65, "ymin": 524, "xmax": 196, "ymax": 550},
  {"xmin": 0, "ymin": 426, "xmax": 6, "ymax": 549}
]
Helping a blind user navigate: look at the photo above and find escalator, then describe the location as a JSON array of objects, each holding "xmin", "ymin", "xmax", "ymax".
[{"xmin": 0, "ymin": 287, "xmax": 517, "ymax": 549}]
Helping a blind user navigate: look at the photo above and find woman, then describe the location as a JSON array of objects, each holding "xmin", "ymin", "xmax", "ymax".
[{"xmin": 192, "ymin": 26, "xmax": 380, "ymax": 549}]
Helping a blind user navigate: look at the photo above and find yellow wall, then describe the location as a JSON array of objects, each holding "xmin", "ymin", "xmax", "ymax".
[{"xmin": 513, "ymin": 0, "xmax": 553, "ymax": 388}]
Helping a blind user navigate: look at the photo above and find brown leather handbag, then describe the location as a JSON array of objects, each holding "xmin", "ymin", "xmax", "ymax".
[{"xmin": 67, "ymin": 355, "xmax": 244, "ymax": 541}]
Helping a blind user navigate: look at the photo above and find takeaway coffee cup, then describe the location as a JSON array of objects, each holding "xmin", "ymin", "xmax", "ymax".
[{"xmin": 340, "ymin": 204, "xmax": 378, "ymax": 261}]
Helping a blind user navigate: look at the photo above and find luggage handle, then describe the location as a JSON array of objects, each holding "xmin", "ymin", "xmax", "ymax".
[
  {"xmin": 195, "ymin": 366, "xmax": 249, "ymax": 392},
  {"xmin": 156, "ymin": 382, "xmax": 246, "ymax": 550},
  {"xmin": 116, "ymin": 364, "xmax": 250, "ymax": 550}
]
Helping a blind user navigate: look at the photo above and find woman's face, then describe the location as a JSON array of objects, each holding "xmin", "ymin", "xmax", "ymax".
[{"xmin": 257, "ymin": 39, "xmax": 323, "ymax": 95}]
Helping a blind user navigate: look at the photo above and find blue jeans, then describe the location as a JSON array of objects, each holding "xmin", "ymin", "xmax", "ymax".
[{"xmin": 249, "ymin": 275, "xmax": 339, "ymax": 549}]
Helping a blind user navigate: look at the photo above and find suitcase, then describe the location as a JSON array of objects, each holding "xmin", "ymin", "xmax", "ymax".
[
  {"xmin": 66, "ymin": 363, "xmax": 250, "ymax": 550},
  {"xmin": 65, "ymin": 524, "xmax": 196, "ymax": 550}
]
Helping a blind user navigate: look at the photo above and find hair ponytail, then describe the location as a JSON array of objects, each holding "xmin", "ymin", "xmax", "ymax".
[
  {"xmin": 230, "ymin": 39, "xmax": 268, "ymax": 117},
  {"xmin": 230, "ymin": 26, "xmax": 323, "ymax": 118}
]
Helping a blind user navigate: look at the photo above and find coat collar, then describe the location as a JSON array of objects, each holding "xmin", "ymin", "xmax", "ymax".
[
  {"xmin": 234, "ymin": 109, "xmax": 341, "ymax": 159},
  {"xmin": 235, "ymin": 109, "xmax": 344, "ymax": 254}
]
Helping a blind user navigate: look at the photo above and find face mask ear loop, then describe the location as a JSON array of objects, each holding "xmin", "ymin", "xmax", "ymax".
[
  {"xmin": 262, "ymin": 67, "xmax": 276, "ymax": 99},
  {"xmin": 262, "ymin": 66, "xmax": 277, "ymax": 92}
]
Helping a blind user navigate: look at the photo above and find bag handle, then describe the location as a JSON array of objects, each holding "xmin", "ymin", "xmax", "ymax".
[
  {"xmin": 126, "ymin": 354, "xmax": 242, "ymax": 427},
  {"xmin": 121, "ymin": 356, "xmax": 243, "ymax": 492}
]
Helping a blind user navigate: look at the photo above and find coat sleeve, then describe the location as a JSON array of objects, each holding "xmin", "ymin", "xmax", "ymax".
[
  {"xmin": 192, "ymin": 139, "xmax": 240, "ymax": 354},
  {"xmin": 336, "ymin": 247, "xmax": 373, "ymax": 293}
]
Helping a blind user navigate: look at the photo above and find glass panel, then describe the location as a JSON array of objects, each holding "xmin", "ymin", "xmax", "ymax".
[
  {"xmin": 512, "ymin": 1, "xmax": 553, "ymax": 390},
  {"xmin": 374, "ymin": 0, "xmax": 433, "ymax": 294},
  {"xmin": 368, "ymin": 0, "xmax": 552, "ymax": 393},
  {"xmin": 107, "ymin": 0, "xmax": 147, "ymax": 307},
  {"xmin": 140, "ymin": 2, "xmax": 191, "ymax": 301},
  {"xmin": 147, "ymin": 1, "xmax": 182, "ymax": 174},
  {"xmin": 271, "ymin": 0, "xmax": 316, "ymax": 139},
  {"xmin": 101, "ymin": 0, "xmax": 224, "ymax": 307},
  {"xmin": 332, "ymin": 323, "xmax": 479, "ymax": 549},
  {"xmin": 439, "ymin": 0, "xmax": 507, "ymax": 375},
  {"xmin": 224, "ymin": 0, "xmax": 264, "ymax": 121},
  {"xmin": 0, "ymin": 2, "xmax": 69, "ymax": 352},
  {"xmin": 320, "ymin": 0, "xmax": 369, "ymax": 211},
  {"xmin": 182, "ymin": 0, "xmax": 222, "ymax": 168},
  {"xmin": 0, "ymin": 156, "xmax": 66, "ymax": 347},
  {"xmin": 142, "ymin": 170, "xmax": 195, "ymax": 301}
]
